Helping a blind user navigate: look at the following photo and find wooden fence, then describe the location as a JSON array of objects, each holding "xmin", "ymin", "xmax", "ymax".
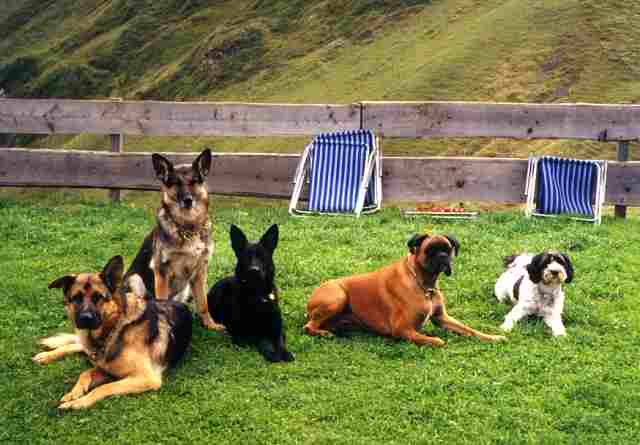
[{"xmin": 0, "ymin": 99, "xmax": 638, "ymax": 214}]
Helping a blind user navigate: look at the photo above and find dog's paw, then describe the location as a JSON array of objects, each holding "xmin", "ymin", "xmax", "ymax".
[
  {"xmin": 200, "ymin": 315, "xmax": 226, "ymax": 332},
  {"xmin": 303, "ymin": 324, "xmax": 334, "ymax": 338},
  {"xmin": 552, "ymin": 331, "xmax": 567, "ymax": 337},
  {"xmin": 500, "ymin": 322, "xmax": 513, "ymax": 332},
  {"xmin": 59, "ymin": 396, "xmax": 93, "ymax": 410},
  {"xmin": 32, "ymin": 351, "xmax": 55, "ymax": 365},
  {"xmin": 489, "ymin": 335, "xmax": 508, "ymax": 342},
  {"xmin": 431, "ymin": 338, "xmax": 446, "ymax": 347},
  {"xmin": 60, "ymin": 387, "xmax": 85, "ymax": 403}
]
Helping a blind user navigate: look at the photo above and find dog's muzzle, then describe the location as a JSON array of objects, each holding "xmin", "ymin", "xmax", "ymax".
[
  {"xmin": 543, "ymin": 266, "xmax": 566, "ymax": 284},
  {"xmin": 180, "ymin": 196, "xmax": 194, "ymax": 209},
  {"xmin": 247, "ymin": 265, "xmax": 265, "ymax": 280},
  {"xmin": 75, "ymin": 311, "xmax": 101, "ymax": 330}
]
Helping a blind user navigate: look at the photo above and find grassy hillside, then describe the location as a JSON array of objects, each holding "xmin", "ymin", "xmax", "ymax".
[{"xmin": 0, "ymin": 0, "xmax": 638, "ymax": 157}]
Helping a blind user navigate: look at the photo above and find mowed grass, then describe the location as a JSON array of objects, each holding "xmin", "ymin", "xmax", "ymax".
[{"xmin": 1, "ymin": 196, "xmax": 639, "ymax": 444}]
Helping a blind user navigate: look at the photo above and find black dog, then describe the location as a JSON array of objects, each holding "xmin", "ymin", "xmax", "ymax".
[{"xmin": 207, "ymin": 224, "xmax": 294, "ymax": 363}]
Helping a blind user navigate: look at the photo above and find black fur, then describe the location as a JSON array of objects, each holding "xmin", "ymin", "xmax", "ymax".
[
  {"xmin": 122, "ymin": 233, "xmax": 156, "ymax": 298},
  {"xmin": 102, "ymin": 297, "xmax": 192, "ymax": 367},
  {"xmin": 192, "ymin": 149, "xmax": 212, "ymax": 180},
  {"xmin": 526, "ymin": 253, "xmax": 546, "ymax": 283},
  {"xmin": 48, "ymin": 275, "xmax": 76, "ymax": 294},
  {"xmin": 425, "ymin": 239, "xmax": 455, "ymax": 277},
  {"xmin": 164, "ymin": 300, "xmax": 193, "ymax": 368},
  {"xmin": 526, "ymin": 252, "xmax": 574, "ymax": 284},
  {"xmin": 100, "ymin": 255, "xmax": 124, "ymax": 294},
  {"xmin": 207, "ymin": 224, "xmax": 294, "ymax": 363},
  {"xmin": 151, "ymin": 153, "xmax": 174, "ymax": 185},
  {"xmin": 556, "ymin": 252, "xmax": 574, "ymax": 283}
]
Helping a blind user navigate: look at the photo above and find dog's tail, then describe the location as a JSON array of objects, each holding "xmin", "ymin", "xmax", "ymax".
[{"xmin": 39, "ymin": 333, "xmax": 79, "ymax": 350}]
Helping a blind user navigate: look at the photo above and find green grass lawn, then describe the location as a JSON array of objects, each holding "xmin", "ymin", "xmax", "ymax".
[{"xmin": 1, "ymin": 196, "xmax": 639, "ymax": 444}]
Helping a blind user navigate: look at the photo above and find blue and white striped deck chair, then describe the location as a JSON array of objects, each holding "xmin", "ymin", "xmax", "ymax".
[
  {"xmin": 525, "ymin": 156, "xmax": 608, "ymax": 224},
  {"xmin": 289, "ymin": 129, "xmax": 382, "ymax": 217}
]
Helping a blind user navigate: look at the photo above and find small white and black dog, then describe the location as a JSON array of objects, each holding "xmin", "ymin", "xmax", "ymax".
[{"xmin": 494, "ymin": 252, "xmax": 574, "ymax": 336}]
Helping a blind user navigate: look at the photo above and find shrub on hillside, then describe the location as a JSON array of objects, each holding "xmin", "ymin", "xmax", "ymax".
[
  {"xmin": 29, "ymin": 63, "xmax": 111, "ymax": 99},
  {"xmin": 0, "ymin": 56, "xmax": 40, "ymax": 97}
]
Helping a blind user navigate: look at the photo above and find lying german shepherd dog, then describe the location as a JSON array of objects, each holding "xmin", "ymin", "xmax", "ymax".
[
  {"xmin": 33, "ymin": 256, "xmax": 192, "ymax": 410},
  {"xmin": 124, "ymin": 148, "xmax": 224, "ymax": 331}
]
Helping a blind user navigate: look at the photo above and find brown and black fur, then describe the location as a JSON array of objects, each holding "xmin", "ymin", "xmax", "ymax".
[
  {"xmin": 123, "ymin": 148, "xmax": 224, "ymax": 331},
  {"xmin": 33, "ymin": 256, "xmax": 192, "ymax": 410},
  {"xmin": 304, "ymin": 233, "xmax": 506, "ymax": 346}
]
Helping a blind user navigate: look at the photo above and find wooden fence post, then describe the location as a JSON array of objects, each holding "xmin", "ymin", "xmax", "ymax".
[
  {"xmin": 108, "ymin": 133, "xmax": 123, "ymax": 203},
  {"xmin": 109, "ymin": 98, "xmax": 123, "ymax": 203},
  {"xmin": 615, "ymin": 140, "xmax": 630, "ymax": 218}
]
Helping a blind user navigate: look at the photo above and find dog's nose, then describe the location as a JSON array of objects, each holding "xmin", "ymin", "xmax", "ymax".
[
  {"xmin": 183, "ymin": 197, "xmax": 194, "ymax": 209},
  {"xmin": 550, "ymin": 270, "xmax": 559, "ymax": 276},
  {"xmin": 76, "ymin": 312, "xmax": 98, "ymax": 329}
]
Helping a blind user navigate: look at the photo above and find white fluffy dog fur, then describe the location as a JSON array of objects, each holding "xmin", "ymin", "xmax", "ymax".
[{"xmin": 494, "ymin": 252, "xmax": 574, "ymax": 336}]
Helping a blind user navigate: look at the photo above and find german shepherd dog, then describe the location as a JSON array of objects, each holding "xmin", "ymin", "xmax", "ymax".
[
  {"xmin": 207, "ymin": 224, "xmax": 294, "ymax": 363},
  {"xmin": 32, "ymin": 256, "xmax": 192, "ymax": 410},
  {"xmin": 124, "ymin": 148, "xmax": 224, "ymax": 331}
]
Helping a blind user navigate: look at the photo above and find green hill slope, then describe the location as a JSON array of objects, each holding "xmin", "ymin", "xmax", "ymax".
[{"xmin": 1, "ymin": 0, "xmax": 638, "ymax": 157}]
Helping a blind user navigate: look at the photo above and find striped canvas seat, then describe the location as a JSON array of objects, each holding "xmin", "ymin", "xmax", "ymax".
[
  {"xmin": 289, "ymin": 129, "xmax": 381, "ymax": 217},
  {"xmin": 525, "ymin": 156, "xmax": 607, "ymax": 224},
  {"xmin": 308, "ymin": 130, "xmax": 376, "ymax": 212}
]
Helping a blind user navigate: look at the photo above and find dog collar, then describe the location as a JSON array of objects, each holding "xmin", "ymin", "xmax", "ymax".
[
  {"xmin": 405, "ymin": 256, "xmax": 438, "ymax": 299},
  {"xmin": 178, "ymin": 229, "xmax": 198, "ymax": 241}
]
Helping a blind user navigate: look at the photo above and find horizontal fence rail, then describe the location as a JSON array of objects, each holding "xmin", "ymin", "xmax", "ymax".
[
  {"xmin": 361, "ymin": 101, "xmax": 640, "ymax": 140},
  {"xmin": 2, "ymin": 99, "xmax": 640, "ymax": 140},
  {"xmin": 0, "ymin": 100, "xmax": 361, "ymax": 136},
  {"xmin": 1, "ymin": 149, "xmax": 638, "ymax": 205}
]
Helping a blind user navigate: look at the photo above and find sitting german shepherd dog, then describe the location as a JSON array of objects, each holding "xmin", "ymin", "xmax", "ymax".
[
  {"xmin": 124, "ymin": 148, "xmax": 224, "ymax": 331},
  {"xmin": 208, "ymin": 224, "xmax": 294, "ymax": 363},
  {"xmin": 33, "ymin": 256, "xmax": 192, "ymax": 410}
]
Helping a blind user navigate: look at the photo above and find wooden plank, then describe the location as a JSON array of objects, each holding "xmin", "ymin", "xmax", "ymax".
[
  {"xmin": 0, "ymin": 99, "xmax": 360, "ymax": 136},
  {"xmin": 4, "ymin": 99, "xmax": 640, "ymax": 140},
  {"xmin": 362, "ymin": 101, "xmax": 640, "ymax": 140},
  {"xmin": 0, "ymin": 149, "xmax": 300, "ymax": 198},
  {"xmin": 606, "ymin": 161, "xmax": 640, "ymax": 206},
  {"xmin": 381, "ymin": 157, "xmax": 529, "ymax": 203},
  {"xmin": 1, "ymin": 149, "xmax": 639, "ymax": 205}
]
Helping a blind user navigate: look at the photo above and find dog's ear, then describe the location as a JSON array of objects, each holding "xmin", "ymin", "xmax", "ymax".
[
  {"xmin": 526, "ymin": 253, "xmax": 546, "ymax": 284},
  {"xmin": 230, "ymin": 224, "xmax": 248, "ymax": 255},
  {"xmin": 100, "ymin": 255, "xmax": 124, "ymax": 294},
  {"xmin": 260, "ymin": 224, "xmax": 279, "ymax": 253},
  {"xmin": 152, "ymin": 153, "xmax": 174, "ymax": 184},
  {"xmin": 407, "ymin": 233, "xmax": 428, "ymax": 254},
  {"xmin": 192, "ymin": 149, "xmax": 212, "ymax": 180},
  {"xmin": 48, "ymin": 275, "xmax": 76, "ymax": 294},
  {"xmin": 558, "ymin": 252, "xmax": 574, "ymax": 284},
  {"xmin": 445, "ymin": 234, "xmax": 460, "ymax": 257}
]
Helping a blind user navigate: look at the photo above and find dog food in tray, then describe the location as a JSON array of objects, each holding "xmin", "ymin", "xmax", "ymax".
[{"xmin": 402, "ymin": 206, "xmax": 478, "ymax": 219}]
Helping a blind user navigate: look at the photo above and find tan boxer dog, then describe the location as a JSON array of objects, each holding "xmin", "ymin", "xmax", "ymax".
[{"xmin": 304, "ymin": 233, "xmax": 506, "ymax": 346}]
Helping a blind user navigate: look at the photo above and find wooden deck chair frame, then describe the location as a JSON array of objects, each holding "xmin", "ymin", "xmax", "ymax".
[
  {"xmin": 525, "ymin": 156, "xmax": 608, "ymax": 225},
  {"xmin": 289, "ymin": 132, "xmax": 382, "ymax": 217}
]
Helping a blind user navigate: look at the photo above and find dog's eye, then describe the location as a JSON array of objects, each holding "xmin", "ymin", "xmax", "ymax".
[
  {"xmin": 71, "ymin": 293, "xmax": 83, "ymax": 304},
  {"xmin": 91, "ymin": 293, "xmax": 104, "ymax": 304}
]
